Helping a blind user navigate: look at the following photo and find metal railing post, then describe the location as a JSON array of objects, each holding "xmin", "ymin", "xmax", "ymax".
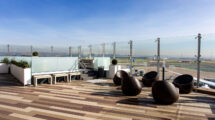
[
  {"xmin": 113, "ymin": 42, "xmax": 116, "ymax": 59},
  {"xmin": 89, "ymin": 45, "xmax": 92, "ymax": 58},
  {"xmin": 129, "ymin": 40, "xmax": 133, "ymax": 75},
  {"xmin": 102, "ymin": 43, "xmax": 105, "ymax": 57},
  {"xmin": 30, "ymin": 45, "xmax": 33, "ymax": 56},
  {"xmin": 196, "ymin": 33, "xmax": 201, "ymax": 88},
  {"xmin": 78, "ymin": 46, "xmax": 82, "ymax": 58},
  {"xmin": 69, "ymin": 46, "xmax": 72, "ymax": 57},
  {"xmin": 51, "ymin": 46, "xmax": 53, "ymax": 56},
  {"xmin": 7, "ymin": 44, "xmax": 10, "ymax": 56},
  {"xmin": 156, "ymin": 38, "xmax": 160, "ymax": 76}
]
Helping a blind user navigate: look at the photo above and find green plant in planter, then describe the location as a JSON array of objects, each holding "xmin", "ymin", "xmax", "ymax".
[
  {"xmin": 17, "ymin": 61, "xmax": 30, "ymax": 68},
  {"xmin": 32, "ymin": 51, "xmax": 39, "ymax": 56},
  {"xmin": 2, "ymin": 58, "xmax": 9, "ymax": 64},
  {"xmin": 11, "ymin": 59, "xmax": 17, "ymax": 65},
  {"xmin": 11, "ymin": 60, "xmax": 30, "ymax": 68},
  {"xmin": 112, "ymin": 59, "xmax": 118, "ymax": 65}
]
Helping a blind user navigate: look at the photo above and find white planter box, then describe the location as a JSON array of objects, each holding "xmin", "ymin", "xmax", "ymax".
[
  {"xmin": 0, "ymin": 63, "xmax": 9, "ymax": 73},
  {"xmin": 108, "ymin": 65, "xmax": 121, "ymax": 78},
  {"xmin": 10, "ymin": 64, "xmax": 31, "ymax": 86}
]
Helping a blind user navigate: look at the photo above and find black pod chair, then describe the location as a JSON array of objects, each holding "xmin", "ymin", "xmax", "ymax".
[
  {"xmin": 113, "ymin": 70, "xmax": 124, "ymax": 85},
  {"xmin": 121, "ymin": 72, "xmax": 142, "ymax": 96},
  {"xmin": 142, "ymin": 71, "xmax": 159, "ymax": 87},
  {"xmin": 173, "ymin": 74, "xmax": 194, "ymax": 94},
  {"xmin": 152, "ymin": 81, "xmax": 179, "ymax": 104}
]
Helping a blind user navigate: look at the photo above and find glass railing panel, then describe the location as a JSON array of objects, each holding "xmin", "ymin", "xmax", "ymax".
[
  {"xmin": 94, "ymin": 57, "xmax": 110, "ymax": 70},
  {"xmin": 132, "ymin": 39, "xmax": 156, "ymax": 75},
  {"xmin": 51, "ymin": 46, "xmax": 69, "ymax": 57},
  {"xmin": 32, "ymin": 45, "xmax": 52, "ymax": 57},
  {"xmin": 92, "ymin": 44, "xmax": 103, "ymax": 57},
  {"xmin": 31, "ymin": 57, "xmax": 78, "ymax": 74},
  {"xmin": 81, "ymin": 46, "xmax": 89, "ymax": 58},
  {"xmin": 0, "ymin": 45, "xmax": 8, "ymax": 56},
  {"xmin": 199, "ymin": 33, "xmax": 215, "ymax": 89},
  {"xmin": 115, "ymin": 42, "xmax": 130, "ymax": 69}
]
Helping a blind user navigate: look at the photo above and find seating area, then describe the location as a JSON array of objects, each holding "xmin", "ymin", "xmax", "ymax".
[
  {"xmin": 33, "ymin": 72, "xmax": 81, "ymax": 87},
  {"xmin": 0, "ymin": 56, "xmax": 93, "ymax": 86},
  {"xmin": 0, "ymin": 57, "xmax": 215, "ymax": 119}
]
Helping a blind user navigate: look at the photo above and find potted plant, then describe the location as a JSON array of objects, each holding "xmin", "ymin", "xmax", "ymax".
[
  {"xmin": 109, "ymin": 59, "xmax": 121, "ymax": 78},
  {"xmin": 0, "ymin": 58, "xmax": 9, "ymax": 73},
  {"xmin": 112, "ymin": 59, "xmax": 118, "ymax": 65},
  {"xmin": 32, "ymin": 51, "xmax": 39, "ymax": 56},
  {"xmin": 10, "ymin": 60, "xmax": 31, "ymax": 85}
]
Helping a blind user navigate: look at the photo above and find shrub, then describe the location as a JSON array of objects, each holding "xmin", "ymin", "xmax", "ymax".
[
  {"xmin": 32, "ymin": 51, "xmax": 39, "ymax": 56},
  {"xmin": 112, "ymin": 59, "xmax": 118, "ymax": 65},
  {"xmin": 11, "ymin": 59, "xmax": 17, "ymax": 65},
  {"xmin": 11, "ymin": 60, "xmax": 30, "ymax": 68},
  {"xmin": 18, "ymin": 61, "xmax": 30, "ymax": 68},
  {"xmin": 2, "ymin": 58, "xmax": 9, "ymax": 64}
]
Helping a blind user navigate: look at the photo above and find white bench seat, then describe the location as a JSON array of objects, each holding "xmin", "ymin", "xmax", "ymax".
[
  {"xmin": 68, "ymin": 72, "xmax": 82, "ymax": 82},
  {"xmin": 52, "ymin": 73, "xmax": 69, "ymax": 84},
  {"xmin": 33, "ymin": 75, "xmax": 52, "ymax": 87}
]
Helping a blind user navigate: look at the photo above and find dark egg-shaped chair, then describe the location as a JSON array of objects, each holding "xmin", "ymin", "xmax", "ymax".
[
  {"xmin": 142, "ymin": 71, "xmax": 159, "ymax": 87},
  {"xmin": 152, "ymin": 81, "xmax": 179, "ymax": 104},
  {"xmin": 173, "ymin": 74, "xmax": 194, "ymax": 94},
  {"xmin": 113, "ymin": 70, "xmax": 125, "ymax": 85},
  {"xmin": 121, "ymin": 72, "xmax": 142, "ymax": 96}
]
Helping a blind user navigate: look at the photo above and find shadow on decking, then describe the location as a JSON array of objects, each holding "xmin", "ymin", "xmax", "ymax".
[
  {"xmin": 178, "ymin": 95, "xmax": 215, "ymax": 104},
  {"xmin": 117, "ymin": 93, "xmax": 215, "ymax": 107},
  {"xmin": 0, "ymin": 74, "xmax": 22, "ymax": 86},
  {"xmin": 91, "ymin": 90, "xmax": 124, "ymax": 97},
  {"xmin": 94, "ymin": 82, "xmax": 116, "ymax": 87},
  {"xmin": 116, "ymin": 98, "xmax": 157, "ymax": 107},
  {"xmin": 178, "ymin": 95, "xmax": 215, "ymax": 115}
]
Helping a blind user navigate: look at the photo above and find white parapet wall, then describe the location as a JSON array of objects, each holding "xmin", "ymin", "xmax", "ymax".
[
  {"xmin": 10, "ymin": 64, "xmax": 31, "ymax": 85},
  {"xmin": 109, "ymin": 65, "xmax": 121, "ymax": 79},
  {"xmin": 0, "ymin": 63, "xmax": 9, "ymax": 73}
]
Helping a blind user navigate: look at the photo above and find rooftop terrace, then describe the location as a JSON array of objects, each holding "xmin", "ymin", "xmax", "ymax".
[{"xmin": 0, "ymin": 74, "xmax": 215, "ymax": 120}]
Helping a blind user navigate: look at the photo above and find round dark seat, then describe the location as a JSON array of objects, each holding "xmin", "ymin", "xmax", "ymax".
[
  {"xmin": 173, "ymin": 74, "xmax": 194, "ymax": 94},
  {"xmin": 113, "ymin": 70, "xmax": 126, "ymax": 85},
  {"xmin": 121, "ymin": 72, "xmax": 142, "ymax": 96},
  {"xmin": 142, "ymin": 71, "xmax": 159, "ymax": 87},
  {"xmin": 152, "ymin": 81, "xmax": 179, "ymax": 104}
]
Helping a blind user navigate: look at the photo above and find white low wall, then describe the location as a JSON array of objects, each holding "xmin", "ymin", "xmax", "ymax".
[
  {"xmin": 10, "ymin": 64, "xmax": 31, "ymax": 85},
  {"xmin": 0, "ymin": 63, "xmax": 9, "ymax": 73}
]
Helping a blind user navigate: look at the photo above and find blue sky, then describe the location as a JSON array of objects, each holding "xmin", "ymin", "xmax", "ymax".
[{"xmin": 0, "ymin": 0, "xmax": 215, "ymax": 49}]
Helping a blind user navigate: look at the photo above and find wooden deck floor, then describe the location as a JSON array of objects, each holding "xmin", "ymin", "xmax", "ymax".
[{"xmin": 0, "ymin": 74, "xmax": 215, "ymax": 120}]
